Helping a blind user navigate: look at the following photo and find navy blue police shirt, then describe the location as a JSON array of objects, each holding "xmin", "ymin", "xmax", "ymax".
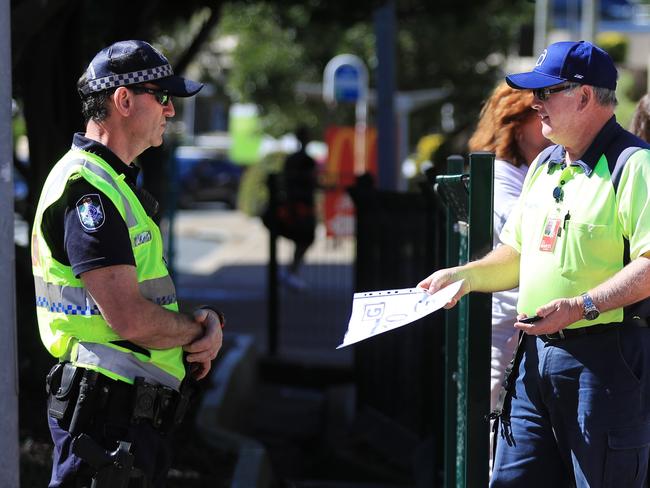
[{"xmin": 41, "ymin": 133, "xmax": 140, "ymax": 277}]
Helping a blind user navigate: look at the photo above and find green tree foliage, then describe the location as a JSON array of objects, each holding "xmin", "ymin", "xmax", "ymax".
[
  {"xmin": 11, "ymin": 0, "xmax": 224, "ymax": 221},
  {"xmin": 11, "ymin": 0, "xmax": 535, "ymax": 204},
  {"xmin": 218, "ymin": 3, "xmax": 327, "ymax": 136},
  {"xmin": 215, "ymin": 0, "xmax": 534, "ymax": 158},
  {"xmin": 398, "ymin": 0, "xmax": 532, "ymax": 148}
]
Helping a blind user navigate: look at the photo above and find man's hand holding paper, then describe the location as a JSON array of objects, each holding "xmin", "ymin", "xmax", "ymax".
[
  {"xmin": 417, "ymin": 266, "xmax": 471, "ymax": 308},
  {"xmin": 338, "ymin": 280, "xmax": 465, "ymax": 348}
]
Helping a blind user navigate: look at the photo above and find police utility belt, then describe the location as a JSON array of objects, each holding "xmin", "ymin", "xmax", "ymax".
[{"xmin": 46, "ymin": 362, "xmax": 194, "ymax": 435}]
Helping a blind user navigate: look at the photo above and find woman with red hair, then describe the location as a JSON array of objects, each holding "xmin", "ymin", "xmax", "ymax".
[
  {"xmin": 468, "ymin": 82, "xmax": 550, "ymax": 415},
  {"xmin": 629, "ymin": 94, "xmax": 650, "ymax": 143}
]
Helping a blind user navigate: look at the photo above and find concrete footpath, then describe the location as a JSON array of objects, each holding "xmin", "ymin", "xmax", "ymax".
[
  {"xmin": 171, "ymin": 208, "xmax": 354, "ymax": 365},
  {"xmin": 168, "ymin": 209, "xmax": 409, "ymax": 487}
]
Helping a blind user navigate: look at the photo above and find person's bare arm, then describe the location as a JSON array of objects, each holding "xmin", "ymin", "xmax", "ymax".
[
  {"xmin": 417, "ymin": 244, "xmax": 521, "ymax": 308},
  {"xmin": 81, "ymin": 264, "xmax": 204, "ymax": 349}
]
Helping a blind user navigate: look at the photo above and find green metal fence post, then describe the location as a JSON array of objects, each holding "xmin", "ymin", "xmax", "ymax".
[
  {"xmin": 437, "ymin": 152, "xmax": 494, "ymax": 488},
  {"xmin": 456, "ymin": 222, "xmax": 469, "ymax": 488},
  {"xmin": 464, "ymin": 152, "xmax": 494, "ymax": 487},
  {"xmin": 443, "ymin": 155, "xmax": 464, "ymax": 488}
]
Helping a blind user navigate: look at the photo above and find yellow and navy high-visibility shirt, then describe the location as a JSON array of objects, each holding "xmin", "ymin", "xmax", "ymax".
[
  {"xmin": 41, "ymin": 134, "xmax": 139, "ymax": 278},
  {"xmin": 32, "ymin": 139, "xmax": 185, "ymax": 390},
  {"xmin": 501, "ymin": 116, "xmax": 650, "ymax": 329}
]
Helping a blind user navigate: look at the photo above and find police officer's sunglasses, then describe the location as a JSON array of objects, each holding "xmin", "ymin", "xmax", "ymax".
[
  {"xmin": 129, "ymin": 86, "xmax": 171, "ymax": 106},
  {"xmin": 533, "ymin": 83, "xmax": 579, "ymax": 101}
]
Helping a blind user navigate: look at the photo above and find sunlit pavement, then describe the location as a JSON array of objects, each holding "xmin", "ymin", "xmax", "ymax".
[{"xmin": 170, "ymin": 208, "xmax": 355, "ymax": 366}]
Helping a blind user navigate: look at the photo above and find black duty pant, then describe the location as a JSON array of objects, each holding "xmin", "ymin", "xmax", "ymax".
[{"xmin": 47, "ymin": 379, "xmax": 174, "ymax": 488}]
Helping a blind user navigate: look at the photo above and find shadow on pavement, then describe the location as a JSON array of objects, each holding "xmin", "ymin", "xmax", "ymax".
[{"xmin": 176, "ymin": 259, "xmax": 416, "ymax": 487}]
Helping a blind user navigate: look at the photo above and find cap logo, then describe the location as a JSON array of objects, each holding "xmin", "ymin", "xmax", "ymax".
[
  {"xmin": 535, "ymin": 50, "xmax": 548, "ymax": 67},
  {"xmin": 80, "ymin": 64, "xmax": 173, "ymax": 96}
]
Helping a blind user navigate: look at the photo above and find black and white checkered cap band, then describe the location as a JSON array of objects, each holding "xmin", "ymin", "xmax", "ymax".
[{"xmin": 80, "ymin": 64, "xmax": 173, "ymax": 95}]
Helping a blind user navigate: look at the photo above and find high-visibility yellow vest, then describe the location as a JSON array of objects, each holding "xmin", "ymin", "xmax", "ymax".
[{"xmin": 32, "ymin": 148, "xmax": 185, "ymax": 390}]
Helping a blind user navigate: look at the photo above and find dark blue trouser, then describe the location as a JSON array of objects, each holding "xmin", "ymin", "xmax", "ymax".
[
  {"xmin": 48, "ymin": 395, "xmax": 173, "ymax": 487},
  {"xmin": 491, "ymin": 326, "xmax": 650, "ymax": 488}
]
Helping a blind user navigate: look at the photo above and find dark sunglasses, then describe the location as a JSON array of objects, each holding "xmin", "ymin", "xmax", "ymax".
[
  {"xmin": 533, "ymin": 83, "xmax": 577, "ymax": 102},
  {"xmin": 129, "ymin": 86, "xmax": 171, "ymax": 106}
]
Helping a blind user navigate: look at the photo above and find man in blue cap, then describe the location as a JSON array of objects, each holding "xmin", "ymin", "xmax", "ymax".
[
  {"xmin": 32, "ymin": 40, "xmax": 224, "ymax": 487},
  {"xmin": 418, "ymin": 40, "xmax": 650, "ymax": 486}
]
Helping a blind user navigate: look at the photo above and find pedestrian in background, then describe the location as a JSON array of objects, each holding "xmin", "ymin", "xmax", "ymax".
[
  {"xmin": 468, "ymin": 82, "xmax": 550, "ymax": 413},
  {"xmin": 31, "ymin": 40, "xmax": 224, "ymax": 487},
  {"xmin": 419, "ymin": 40, "xmax": 650, "ymax": 487},
  {"xmin": 279, "ymin": 126, "xmax": 318, "ymax": 291},
  {"xmin": 630, "ymin": 93, "xmax": 650, "ymax": 142}
]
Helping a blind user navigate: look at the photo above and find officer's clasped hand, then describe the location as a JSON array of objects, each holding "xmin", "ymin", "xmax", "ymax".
[{"xmin": 183, "ymin": 308, "xmax": 224, "ymax": 380}]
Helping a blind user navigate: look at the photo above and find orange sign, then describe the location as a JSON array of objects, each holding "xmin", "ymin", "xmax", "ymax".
[{"xmin": 323, "ymin": 126, "xmax": 377, "ymax": 237}]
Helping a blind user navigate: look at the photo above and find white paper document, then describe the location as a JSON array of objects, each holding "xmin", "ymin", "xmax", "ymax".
[{"xmin": 337, "ymin": 280, "xmax": 464, "ymax": 349}]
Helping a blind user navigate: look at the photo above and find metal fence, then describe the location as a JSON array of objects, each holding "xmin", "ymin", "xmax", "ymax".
[{"xmin": 437, "ymin": 153, "xmax": 494, "ymax": 488}]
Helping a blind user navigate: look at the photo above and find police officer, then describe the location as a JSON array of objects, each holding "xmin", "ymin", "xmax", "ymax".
[
  {"xmin": 31, "ymin": 40, "xmax": 223, "ymax": 487},
  {"xmin": 419, "ymin": 41, "xmax": 650, "ymax": 487}
]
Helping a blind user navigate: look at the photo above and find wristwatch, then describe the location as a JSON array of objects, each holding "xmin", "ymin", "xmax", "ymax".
[{"xmin": 580, "ymin": 293, "xmax": 600, "ymax": 321}]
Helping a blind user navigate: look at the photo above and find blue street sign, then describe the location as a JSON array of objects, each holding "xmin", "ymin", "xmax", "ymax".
[
  {"xmin": 323, "ymin": 54, "xmax": 368, "ymax": 105},
  {"xmin": 334, "ymin": 64, "xmax": 361, "ymax": 102}
]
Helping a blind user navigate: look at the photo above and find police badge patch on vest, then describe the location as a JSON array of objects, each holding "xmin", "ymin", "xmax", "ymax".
[{"xmin": 76, "ymin": 194, "xmax": 105, "ymax": 231}]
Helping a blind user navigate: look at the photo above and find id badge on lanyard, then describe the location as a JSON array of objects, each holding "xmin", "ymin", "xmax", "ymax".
[{"xmin": 539, "ymin": 210, "xmax": 563, "ymax": 252}]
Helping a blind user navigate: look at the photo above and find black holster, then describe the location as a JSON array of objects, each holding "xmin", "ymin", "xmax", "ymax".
[
  {"xmin": 46, "ymin": 363, "xmax": 105, "ymax": 437},
  {"xmin": 71, "ymin": 434, "xmax": 138, "ymax": 488},
  {"xmin": 174, "ymin": 377, "xmax": 198, "ymax": 427},
  {"xmin": 71, "ymin": 369, "xmax": 101, "ymax": 435},
  {"xmin": 46, "ymin": 362, "xmax": 83, "ymax": 426}
]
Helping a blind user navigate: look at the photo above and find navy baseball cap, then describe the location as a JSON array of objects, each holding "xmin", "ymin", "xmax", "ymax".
[
  {"xmin": 506, "ymin": 40, "xmax": 617, "ymax": 91},
  {"xmin": 78, "ymin": 40, "xmax": 203, "ymax": 97}
]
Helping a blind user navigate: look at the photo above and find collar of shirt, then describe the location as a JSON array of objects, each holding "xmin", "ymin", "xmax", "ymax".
[
  {"xmin": 71, "ymin": 132, "xmax": 140, "ymax": 185},
  {"xmin": 546, "ymin": 116, "xmax": 623, "ymax": 177}
]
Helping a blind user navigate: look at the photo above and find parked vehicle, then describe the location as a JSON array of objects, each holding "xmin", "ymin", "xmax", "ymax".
[{"xmin": 174, "ymin": 144, "xmax": 244, "ymax": 209}]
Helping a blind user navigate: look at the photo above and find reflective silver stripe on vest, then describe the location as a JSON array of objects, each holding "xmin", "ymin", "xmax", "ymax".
[
  {"xmin": 34, "ymin": 275, "xmax": 176, "ymax": 312},
  {"xmin": 46, "ymin": 156, "xmax": 137, "ymax": 228},
  {"xmin": 76, "ymin": 342, "xmax": 181, "ymax": 390},
  {"xmin": 34, "ymin": 276, "xmax": 100, "ymax": 315},
  {"xmin": 139, "ymin": 275, "xmax": 177, "ymax": 305}
]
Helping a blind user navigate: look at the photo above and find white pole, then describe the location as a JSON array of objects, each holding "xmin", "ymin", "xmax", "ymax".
[
  {"xmin": 0, "ymin": 0, "xmax": 20, "ymax": 485},
  {"xmin": 323, "ymin": 54, "xmax": 368, "ymax": 175},
  {"xmin": 647, "ymin": 53, "xmax": 650, "ymax": 94},
  {"xmin": 534, "ymin": 0, "xmax": 550, "ymax": 57},
  {"xmin": 581, "ymin": 0, "xmax": 599, "ymax": 43},
  {"xmin": 353, "ymin": 58, "xmax": 368, "ymax": 176},
  {"xmin": 354, "ymin": 99, "xmax": 367, "ymax": 175}
]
